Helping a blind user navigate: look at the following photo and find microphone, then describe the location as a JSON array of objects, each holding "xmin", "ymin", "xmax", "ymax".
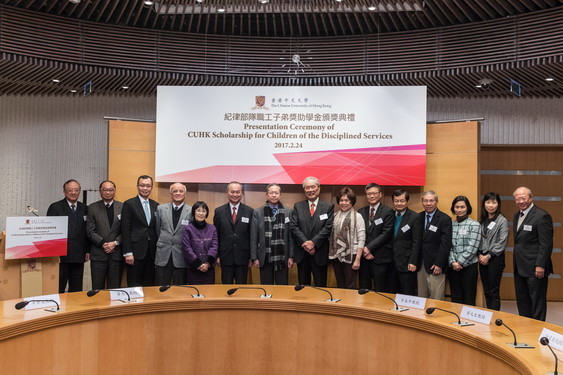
[
  {"xmin": 358, "ymin": 289, "xmax": 408, "ymax": 312},
  {"xmin": 87, "ymin": 289, "xmax": 132, "ymax": 303},
  {"xmin": 425, "ymin": 307, "xmax": 474, "ymax": 326},
  {"xmin": 294, "ymin": 285, "xmax": 340, "ymax": 303},
  {"xmin": 27, "ymin": 205, "xmax": 39, "ymax": 216},
  {"xmin": 159, "ymin": 285, "xmax": 204, "ymax": 298},
  {"xmin": 15, "ymin": 299, "xmax": 61, "ymax": 312},
  {"xmin": 540, "ymin": 337, "xmax": 559, "ymax": 375},
  {"xmin": 226, "ymin": 287, "xmax": 272, "ymax": 299},
  {"xmin": 494, "ymin": 319, "xmax": 534, "ymax": 348}
]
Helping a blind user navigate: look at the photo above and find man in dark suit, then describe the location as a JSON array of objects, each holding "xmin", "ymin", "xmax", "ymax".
[
  {"xmin": 86, "ymin": 180, "xmax": 123, "ymax": 289},
  {"xmin": 417, "ymin": 190, "xmax": 452, "ymax": 300},
  {"xmin": 47, "ymin": 179, "xmax": 89, "ymax": 293},
  {"xmin": 250, "ymin": 183, "xmax": 294, "ymax": 285},
  {"xmin": 155, "ymin": 182, "xmax": 192, "ymax": 286},
  {"xmin": 512, "ymin": 186, "xmax": 553, "ymax": 321},
  {"xmin": 358, "ymin": 183, "xmax": 395, "ymax": 292},
  {"xmin": 290, "ymin": 176, "xmax": 334, "ymax": 287},
  {"xmin": 390, "ymin": 189, "xmax": 421, "ymax": 296},
  {"xmin": 214, "ymin": 181, "xmax": 254, "ymax": 284},
  {"xmin": 121, "ymin": 175, "xmax": 159, "ymax": 287}
]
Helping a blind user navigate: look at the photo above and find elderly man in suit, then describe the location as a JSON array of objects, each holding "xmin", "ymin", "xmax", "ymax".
[
  {"xmin": 358, "ymin": 183, "xmax": 395, "ymax": 292},
  {"xmin": 417, "ymin": 190, "xmax": 452, "ymax": 300},
  {"xmin": 250, "ymin": 183, "xmax": 294, "ymax": 285},
  {"xmin": 121, "ymin": 175, "xmax": 159, "ymax": 287},
  {"xmin": 290, "ymin": 176, "xmax": 334, "ymax": 287},
  {"xmin": 214, "ymin": 181, "xmax": 254, "ymax": 284},
  {"xmin": 512, "ymin": 186, "xmax": 554, "ymax": 321},
  {"xmin": 47, "ymin": 179, "xmax": 90, "ymax": 293},
  {"xmin": 86, "ymin": 180, "xmax": 123, "ymax": 289},
  {"xmin": 155, "ymin": 182, "xmax": 192, "ymax": 286},
  {"xmin": 390, "ymin": 189, "xmax": 421, "ymax": 296}
]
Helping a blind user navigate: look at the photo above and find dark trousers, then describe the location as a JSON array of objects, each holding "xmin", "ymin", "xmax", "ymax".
[
  {"xmin": 395, "ymin": 270, "xmax": 418, "ymax": 296},
  {"xmin": 479, "ymin": 253, "xmax": 505, "ymax": 310},
  {"xmin": 331, "ymin": 260, "xmax": 357, "ymax": 289},
  {"xmin": 126, "ymin": 253, "xmax": 155, "ymax": 287},
  {"xmin": 514, "ymin": 266, "xmax": 549, "ymax": 321},
  {"xmin": 59, "ymin": 262, "xmax": 84, "ymax": 293},
  {"xmin": 297, "ymin": 254, "xmax": 327, "ymax": 287},
  {"xmin": 187, "ymin": 267, "xmax": 215, "ymax": 285},
  {"xmin": 155, "ymin": 257, "xmax": 187, "ymax": 286},
  {"xmin": 221, "ymin": 264, "xmax": 249, "ymax": 284},
  {"xmin": 91, "ymin": 259, "xmax": 123, "ymax": 290},
  {"xmin": 259, "ymin": 260, "xmax": 289, "ymax": 285},
  {"xmin": 359, "ymin": 259, "xmax": 394, "ymax": 292},
  {"xmin": 449, "ymin": 262, "xmax": 478, "ymax": 306}
]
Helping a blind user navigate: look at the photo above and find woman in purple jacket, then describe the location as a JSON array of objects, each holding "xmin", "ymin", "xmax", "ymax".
[{"xmin": 182, "ymin": 201, "xmax": 218, "ymax": 284}]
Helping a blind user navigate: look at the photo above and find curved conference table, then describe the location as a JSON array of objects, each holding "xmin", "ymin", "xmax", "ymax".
[{"xmin": 0, "ymin": 285, "xmax": 560, "ymax": 374}]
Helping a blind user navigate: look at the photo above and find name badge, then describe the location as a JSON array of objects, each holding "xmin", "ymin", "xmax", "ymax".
[
  {"xmin": 487, "ymin": 221, "xmax": 496, "ymax": 230},
  {"xmin": 109, "ymin": 287, "xmax": 144, "ymax": 301},
  {"xmin": 460, "ymin": 306, "xmax": 493, "ymax": 325},
  {"xmin": 539, "ymin": 328, "xmax": 563, "ymax": 352},
  {"xmin": 401, "ymin": 224, "xmax": 410, "ymax": 233},
  {"xmin": 117, "ymin": 214, "xmax": 121, "ymax": 220},
  {"xmin": 319, "ymin": 213, "xmax": 328, "ymax": 221},
  {"xmin": 523, "ymin": 225, "xmax": 532, "ymax": 231},
  {"xmin": 241, "ymin": 217, "xmax": 250, "ymax": 223},
  {"xmin": 285, "ymin": 217, "xmax": 290, "ymax": 224},
  {"xmin": 181, "ymin": 219, "xmax": 190, "ymax": 225},
  {"xmin": 429, "ymin": 225, "xmax": 438, "ymax": 232},
  {"xmin": 395, "ymin": 294, "xmax": 426, "ymax": 310},
  {"xmin": 83, "ymin": 215, "xmax": 87, "ymax": 221},
  {"xmin": 374, "ymin": 218, "xmax": 383, "ymax": 225},
  {"xmin": 458, "ymin": 229, "xmax": 467, "ymax": 235}
]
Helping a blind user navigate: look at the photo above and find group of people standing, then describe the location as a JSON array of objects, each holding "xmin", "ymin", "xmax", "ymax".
[{"xmin": 47, "ymin": 177, "xmax": 553, "ymax": 321}]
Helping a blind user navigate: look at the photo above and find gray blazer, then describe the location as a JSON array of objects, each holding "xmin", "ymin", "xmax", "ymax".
[
  {"xmin": 86, "ymin": 200, "xmax": 123, "ymax": 261},
  {"xmin": 250, "ymin": 205, "xmax": 294, "ymax": 265},
  {"xmin": 155, "ymin": 203, "xmax": 193, "ymax": 268},
  {"xmin": 479, "ymin": 213, "xmax": 508, "ymax": 257}
]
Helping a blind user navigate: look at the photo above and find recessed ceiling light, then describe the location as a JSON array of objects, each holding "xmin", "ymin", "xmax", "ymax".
[
  {"xmin": 52, "ymin": 79, "xmax": 61, "ymax": 83},
  {"xmin": 260, "ymin": 0, "xmax": 269, "ymax": 3},
  {"xmin": 196, "ymin": 0, "xmax": 204, "ymax": 2},
  {"xmin": 475, "ymin": 84, "xmax": 482, "ymax": 88},
  {"xmin": 144, "ymin": 0, "xmax": 154, "ymax": 5},
  {"xmin": 336, "ymin": 0, "xmax": 344, "ymax": 2},
  {"xmin": 70, "ymin": 89, "xmax": 77, "ymax": 93},
  {"xmin": 69, "ymin": 0, "xmax": 81, "ymax": 4},
  {"xmin": 368, "ymin": 6, "xmax": 376, "ymax": 11},
  {"xmin": 545, "ymin": 77, "xmax": 554, "ymax": 82},
  {"xmin": 122, "ymin": 86, "xmax": 130, "ymax": 89},
  {"xmin": 218, "ymin": 7, "xmax": 225, "ymax": 12}
]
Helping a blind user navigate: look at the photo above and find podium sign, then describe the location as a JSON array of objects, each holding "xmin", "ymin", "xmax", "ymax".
[{"xmin": 5, "ymin": 216, "xmax": 68, "ymax": 259}]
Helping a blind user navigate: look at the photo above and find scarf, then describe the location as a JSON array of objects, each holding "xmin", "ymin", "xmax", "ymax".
[
  {"xmin": 193, "ymin": 219, "xmax": 207, "ymax": 229},
  {"xmin": 329, "ymin": 209, "xmax": 356, "ymax": 264},
  {"xmin": 264, "ymin": 203, "xmax": 286, "ymax": 271}
]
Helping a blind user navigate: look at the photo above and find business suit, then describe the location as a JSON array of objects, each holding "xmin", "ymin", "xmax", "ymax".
[
  {"xmin": 417, "ymin": 209, "xmax": 452, "ymax": 300},
  {"xmin": 46, "ymin": 199, "xmax": 89, "ymax": 293},
  {"xmin": 155, "ymin": 202, "xmax": 192, "ymax": 286},
  {"xmin": 121, "ymin": 196, "xmax": 159, "ymax": 287},
  {"xmin": 290, "ymin": 199, "xmax": 334, "ymax": 287},
  {"xmin": 250, "ymin": 205, "xmax": 294, "ymax": 285},
  {"xmin": 214, "ymin": 203, "xmax": 254, "ymax": 284},
  {"xmin": 479, "ymin": 214, "xmax": 508, "ymax": 310},
  {"xmin": 513, "ymin": 204, "xmax": 553, "ymax": 321},
  {"xmin": 358, "ymin": 204, "xmax": 395, "ymax": 292},
  {"xmin": 86, "ymin": 199, "xmax": 123, "ymax": 289},
  {"xmin": 392, "ymin": 208, "xmax": 422, "ymax": 295}
]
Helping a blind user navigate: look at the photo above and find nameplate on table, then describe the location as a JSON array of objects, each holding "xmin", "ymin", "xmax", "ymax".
[
  {"xmin": 539, "ymin": 328, "xmax": 563, "ymax": 352},
  {"xmin": 24, "ymin": 294, "xmax": 61, "ymax": 310},
  {"xmin": 395, "ymin": 294, "xmax": 426, "ymax": 310},
  {"xmin": 460, "ymin": 306, "xmax": 492, "ymax": 325},
  {"xmin": 109, "ymin": 287, "xmax": 144, "ymax": 301}
]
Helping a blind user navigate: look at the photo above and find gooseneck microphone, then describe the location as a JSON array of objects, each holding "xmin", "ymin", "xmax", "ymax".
[
  {"xmin": 358, "ymin": 289, "xmax": 408, "ymax": 312},
  {"xmin": 27, "ymin": 205, "xmax": 39, "ymax": 216},
  {"xmin": 87, "ymin": 289, "xmax": 132, "ymax": 302},
  {"xmin": 227, "ymin": 287, "xmax": 272, "ymax": 298},
  {"xmin": 159, "ymin": 285, "xmax": 204, "ymax": 298},
  {"xmin": 425, "ymin": 307, "xmax": 474, "ymax": 326},
  {"xmin": 15, "ymin": 299, "xmax": 61, "ymax": 312},
  {"xmin": 294, "ymin": 285, "xmax": 340, "ymax": 302},
  {"xmin": 494, "ymin": 319, "xmax": 534, "ymax": 348},
  {"xmin": 540, "ymin": 337, "xmax": 559, "ymax": 375}
]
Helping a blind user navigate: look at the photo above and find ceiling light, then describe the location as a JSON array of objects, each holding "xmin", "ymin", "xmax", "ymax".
[
  {"xmin": 368, "ymin": 6, "xmax": 376, "ymax": 11},
  {"xmin": 196, "ymin": 0, "xmax": 204, "ymax": 2},
  {"xmin": 336, "ymin": 0, "xmax": 344, "ymax": 2},
  {"xmin": 545, "ymin": 77, "xmax": 554, "ymax": 82},
  {"xmin": 259, "ymin": 0, "xmax": 269, "ymax": 3},
  {"xmin": 218, "ymin": 7, "xmax": 225, "ymax": 12},
  {"xmin": 122, "ymin": 86, "xmax": 130, "ymax": 89},
  {"xmin": 70, "ymin": 89, "xmax": 77, "ymax": 93},
  {"xmin": 144, "ymin": 0, "xmax": 154, "ymax": 5},
  {"xmin": 52, "ymin": 79, "xmax": 61, "ymax": 83},
  {"xmin": 69, "ymin": 0, "xmax": 81, "ymax": 4}
]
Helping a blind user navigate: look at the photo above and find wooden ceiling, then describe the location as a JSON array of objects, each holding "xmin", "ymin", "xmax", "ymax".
[{"xmin": 1, "ymin": 0, "xmax": 562, "ymax": 97}]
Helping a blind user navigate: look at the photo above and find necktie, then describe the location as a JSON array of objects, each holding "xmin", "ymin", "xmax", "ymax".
[
  {"xmin": 369, "ymin": 207, "xmax": 375, "ymax": 222},
  {"xmin": 394, "ymin": 212, "xmax": 402, "ymax": 236},
  {"xmin": 106, "ymin": 203, "xmax": 114, "ymax": 227},
  {"xmin": 517, "ymin": 211, "xmax": 525, "ymax": 230},
  {"xmin": 232, "ymin": 206, "xmax": 237, "ymax": 223},
  {"xmin": 174, "ymin": 206, "xmax": 179, "ymax": 211},
  {"xmin": 143, "ymin": 200, "xmax": 151, "ymax": 225},
  {"xmin": 425, "ymin": 214, "xmax": 431, "ymax": 230},
  {"xmin": 310, "ymin": 203, "xmax": 315, "ymax": 216},
  {"xmin": 71, "ymin": 204, "xmax": 76, "ymax": 213}
]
